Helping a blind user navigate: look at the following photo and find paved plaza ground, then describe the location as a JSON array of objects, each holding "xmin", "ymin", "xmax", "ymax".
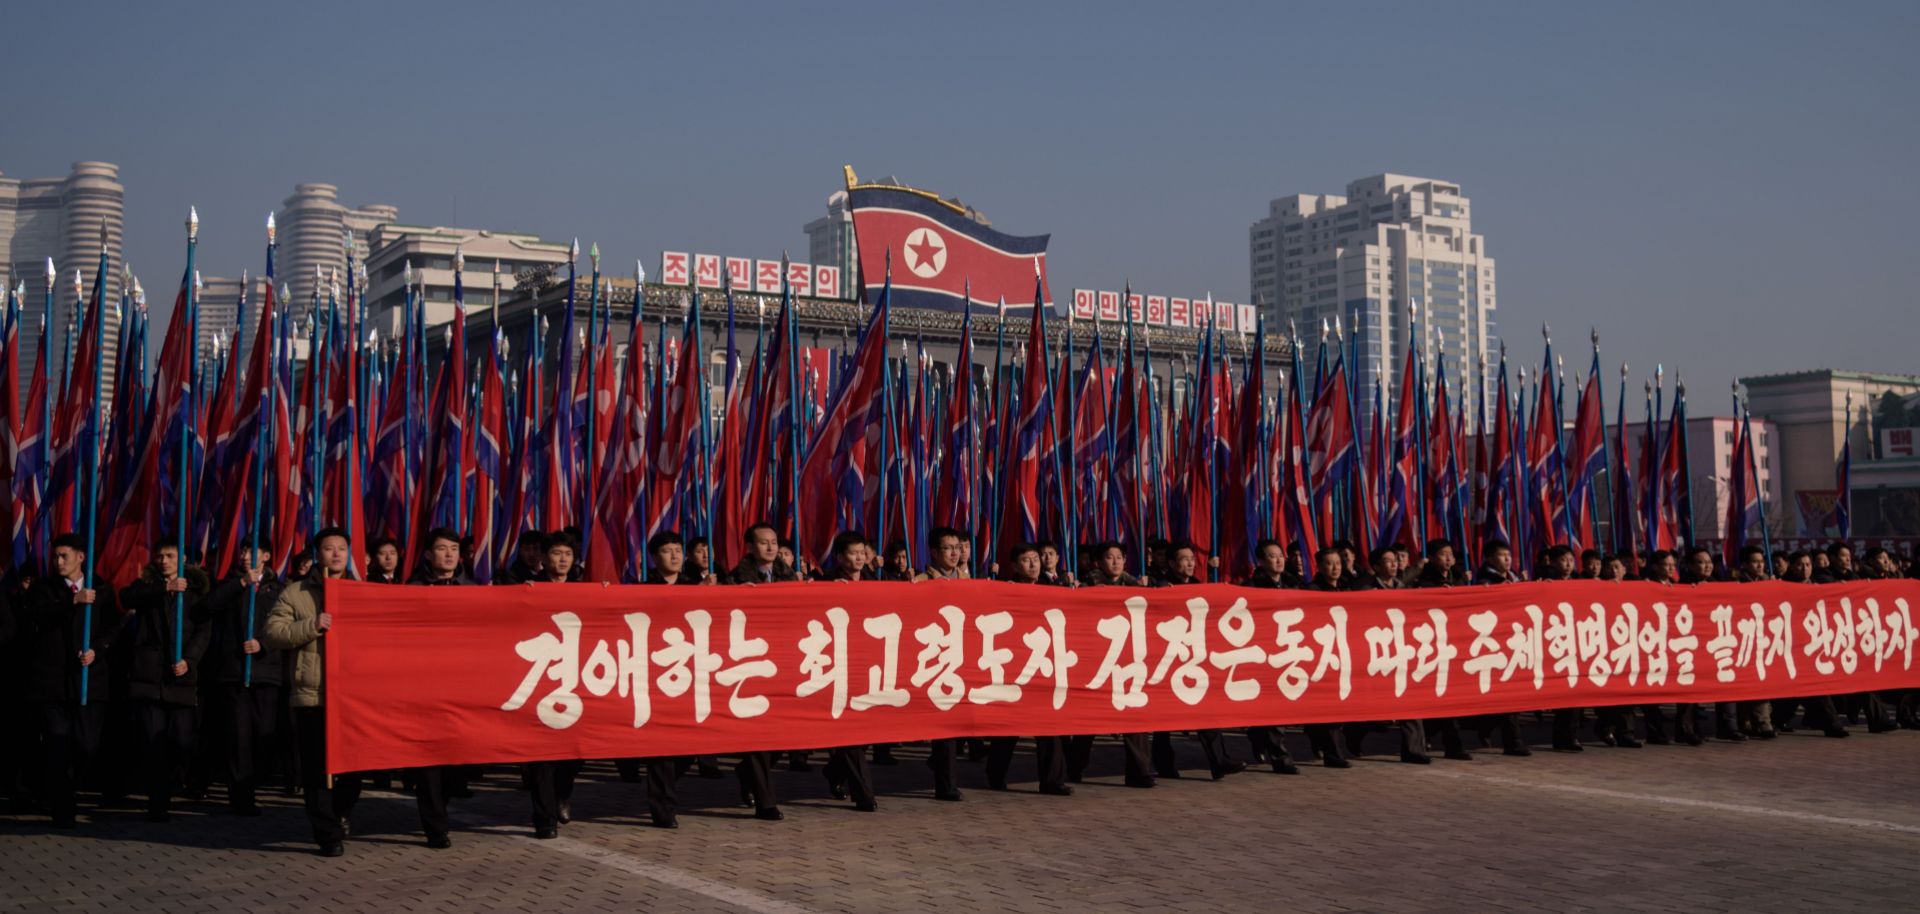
[{"xmin": 5, "ymin": 719, "xmax": 1918, "ymax": 913}]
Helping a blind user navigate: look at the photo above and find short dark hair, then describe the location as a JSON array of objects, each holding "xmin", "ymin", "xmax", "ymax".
[
  {"xmin": 154, "ymin": 536, "xmax": 181, "ymax": 553},
  {"xmin": 518, "ymin": 530, "xmax": 550, "ymax": 551},
  {"xmin": 647, "ymin": 531, "xmax": 684, "ymax": 555},
  {"xmin": 547, "ymin": 532, "xmax": 580, "ymax": 555},
  {"xmin": 1005, "ymin": 543, "xmax": 1040, "ymax": 565},
  {"xmin": 1168, "ymin": 541, "xmax": 1197, "ymax": 559},
  {"xmin": 312, "ymin": 526, "xmax": 350, "ymax": 548},
  {"xmin": 51, "ymin": 532, "xmax": 86, "ymax": 554},
  {"xmin": 830, "ymin": 531, "xmax": 867, "ymax": 557},
  {"xmin": 1369, "ymin": 546, "xmax": 1396, "ymax": 567},
  {"xmin": 1425, "ymin": 538, "xmax": 1455, "ymax": 558},
  {"xmin": 424, "ymin": 527, "xmax": 463, "ymax": 550},
  {"xmin": 1738, "ymin": 545, "xmax": 1767, "ymax": 562},
  {"xmin": 929, "ymin": 526, "xmax": 961, "ymax": 549},
  {"xmin": 368, "ymin": 536, "xmax": 398, "ymax": 553},
  {"xmin": 1314, "ymin": 547, "xmax": 1342, "ymax": 565},
  {"xmin": 687, "ymin": 535, "xmax": 710, "ymax": 550},
  {"xmin": 744, "ymin": 522, "xmax": 777, "ymax": 544},
  {"xmin": 1484, "ymin": 540, "xmax": 1512, "ymax": 557}
]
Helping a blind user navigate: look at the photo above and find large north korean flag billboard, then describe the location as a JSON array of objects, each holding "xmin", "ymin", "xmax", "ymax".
[{"xmin": 848, "ymin": 181, "xmax": 1054, "ymax": 315}]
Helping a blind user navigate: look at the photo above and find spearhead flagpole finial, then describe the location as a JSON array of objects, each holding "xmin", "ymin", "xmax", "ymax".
[
  {"xmin": 187, "ymin": 206, "xmax": 199, "ymax": 241},
  {"xmin": 266, "ymin": 212, "xmax": 276, "ymax": 244},
  {"xmin": 570, "ymin": 238, "xmax": 579, "ymax": 261},
  {"xmin": 1590, "ymin": 327, "xmax": 1599, "ymax": 348},
  {"xmin": 45, "ymin": 257, "xmax": 56, "ymax": 287},
  {"xmin": 72, "ymin": 269, "xmax": 82, "ymax": 300},
  {"xmin": 403, "ymin": 260, "xmax": 413, "ymax": 284},
  {"xmin": 193, "ymin": 270, "xmax": 203, "ymax": 293}
]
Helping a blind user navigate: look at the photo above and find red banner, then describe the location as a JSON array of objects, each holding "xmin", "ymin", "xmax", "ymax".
[{"xmin": 324, "ymin": 579, "xmax": 1920, "ymax": 774}]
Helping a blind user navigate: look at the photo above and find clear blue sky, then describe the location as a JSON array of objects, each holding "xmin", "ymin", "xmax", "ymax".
[{"xmin": 4, "ymin": 0, "xmax": 1915, "ymax": 412}]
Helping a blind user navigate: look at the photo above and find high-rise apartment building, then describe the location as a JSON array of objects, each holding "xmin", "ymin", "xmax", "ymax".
[
  {"xmin": 276, "ymin": 183, "xmax": 398, "ymax": 316},
  {"xmin": 1250, "ymin": 173, "xmax": 1497, "ymax": 407},
  {"xmin": 803, "ymin": 190, "xmax": 856, "ymax": 298},
  {"xmin": 0, "ymin": 161, "xmax": 126, "ymax": 393}
]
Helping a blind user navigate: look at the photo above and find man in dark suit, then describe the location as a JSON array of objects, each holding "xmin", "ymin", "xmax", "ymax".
[
  {"xmin": 1238, "ymin": 539, "xmax": 1301, "ymax": 774},
  {"xmin": 1343, "ymin": 547, "xmax": 1431, "ymax": 764},
  {"xmin": 19, "ymin": 533, "xmax": 121, "ymax": 827}
]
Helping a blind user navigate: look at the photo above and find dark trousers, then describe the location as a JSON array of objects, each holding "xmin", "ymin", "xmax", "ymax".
[
  {"xmin": 214, "ymin": 684, "xmax": 282, "ymax": 810},
  {"xmin": 36, "ymin": 701, "xmax": 107, "ymax": 824},
  {"xmin": 134, "ymin": 701, "xmax": 196, "ymax": 816},
  {"xmin": 1065, "ymin": 733, "xmax": 1152, "ymax": 783},
  {"xmin": 1552, "ymin": 708, "xmax": 1581, "ymax": 746},
  {"xmin": 291, "ymin": 706, "xmax": 361, "ymax": 846},
  {"xmin": 410, "ymin": 766, "xmax": 451, "ymax": 839},
  {"xmin": 1305, "ymin": 724, "xmax": 1346, "ymax": 763},
  {"xmin": 928, "ymin": 738, "xmax": 958, "ymax": 794},
  {"xmin": 1343, "ymin": 720, "xmax": 1427, "ymax": 757},
  {"xmin": 1594, "ymin": 705, "xmax": 1635, "ymax": 740},
  {"xmin": 1644, "ymin": 703, "xmax": 1699, "ymax": 739},
  {"xmin": 1245, "ymin": 726, "xmax": 1296, "ymax": 767},
  {"xmin": 646, "ymin": 757, "xmax": 680, "ymax": 824},
  {"xmin": 823, "ymin": 745, "xmax": 875, "ymax": 804},
  {"xmin": 987, "ymin": 736, "xmax": 1066, "ymax": 791},
  {"xmin": 736, "ymin": 752, "xmax": 777, "ymax": 811},
  {"xmin": 525, "ymin": 759, "xmax": 580, "ymax": 829},
  {"xmin": 1150, "ymin": 729, "xmax": 1234, "ymax": 775}
]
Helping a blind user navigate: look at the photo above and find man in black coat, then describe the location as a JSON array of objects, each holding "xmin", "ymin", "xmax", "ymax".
[
  {"xmin": 986, "ymin": 543, "xmax": 1074, "ymax": 797},
  {"xmin": 199, "ymin": 540, "xmax": 286, "ymax": 815},
  {"xmin": 1471, "ymin": 541, "xmax": 1534, "ymax": 757},
  {"xmin": 19, "ymin": 533, "xmax": 121, "ymax": 827},
  {"xmin": 1237, "ymin": 539, "xmax": 1302, "ymax": 774},
  {"xmin": 1067, "ymin": 542, "xmax": 1158, "ymax": 788},
  {"xmin": 404, "ymin": 527, "xmax": 474, "ymax": 848},
  {"xmin": 719, "ymin": 523, "xmax": 789, "ymax": 821},
  {"xmin": 120, "ymin": 539, "xmax": 213, "ymax": 821},
  {"xmin": 522, "ymin": 531, "xmax": 586, "ymax": 838},
  {"xmin": 632, "ymin": 530, "xmax": 713, "ymax": 829},
  {"xmin": 1343, "ymin": 547, "xmax": 1432, "ymax": 765},
  {"xmin": 1302, "ymin": 548, "xmax": 1355, "ymax": 769},
  {"xmin": 1149, "ymin": 542, "xmax": 1246, "ymax": 781}
]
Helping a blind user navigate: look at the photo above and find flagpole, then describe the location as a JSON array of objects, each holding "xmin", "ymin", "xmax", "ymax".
[
  {"xmin": 1587, "ymin": 331, "xmax": 1609, "ymax": 550},
  {"xmin": 1675, "ymin": 375, "xmax": 1695, "ymax": 547},
  {"xmin": 1745, "ymin": 399, "xmax": 1774, "ymax": 568},
  {"xmin": 783, "ymin": 268, "xmax": 803, "ymax": 556},
  {"xmin": 173, "ymin": 210, "xmax": 200, "ymax": 665},
  {"xmin": 243, "ymin": 386, "xmax": 268, "ymax": 687},
  {"xmin": 583, "ymin": 244, "xmax": 600, "ymax": 556},
  {"xmin": 77, "ymin": 226, "xmax": 111, "ymax": 705}
]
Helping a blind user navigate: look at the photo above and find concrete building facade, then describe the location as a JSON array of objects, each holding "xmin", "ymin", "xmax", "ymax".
[
  {"xmin": 1612, "ymin": 415, "xmax": 1785, "ymax": 542},
  {"xmin": 361, "ymin": 224, "xmax": 573, "ymax": 339},
  {"xmin": 1250, "ymin": 173, "xmax": 1497, "ymax": 409},
  {"xmin": 1, "ymin": 161, "xmax": 126, "ymax": 392},
  {"xmin": 1741, "ymin": 369, "xmax": 1920, "ymax": 537}
]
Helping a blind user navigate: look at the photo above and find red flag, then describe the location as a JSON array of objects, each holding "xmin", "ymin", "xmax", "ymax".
[
  {"xmin": 797, "ymin": 287, "xmax": 889, "ymax": 564},
  {"xmin": 98, "ymin": 272, "xmax": 190, "ymax": 590}
]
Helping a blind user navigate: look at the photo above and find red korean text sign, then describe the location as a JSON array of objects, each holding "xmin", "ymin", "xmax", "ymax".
[{"xmin": 323, "ymin": 579, "xmax": 1920, "ymax": 773}]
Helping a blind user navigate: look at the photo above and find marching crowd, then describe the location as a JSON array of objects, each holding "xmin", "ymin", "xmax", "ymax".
[{"xmin": 4, "ymin": 521, "xmax": 1915, "ymax": 857}]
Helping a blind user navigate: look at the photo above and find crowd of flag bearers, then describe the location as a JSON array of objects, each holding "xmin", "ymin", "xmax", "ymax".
[{"xmin": 0, "ymin": 211, "xmax": 1914, "ymax": 856}]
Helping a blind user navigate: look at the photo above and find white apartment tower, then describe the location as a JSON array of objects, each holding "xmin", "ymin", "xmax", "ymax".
[
  {"xmin": 1250, "ymin": 173, "xmax": 1498, "ymax": 407},
  {"xmin": 276, "ymin": 183, "xmax": 398, "ymax": 316},
  {"xmin": 0, "ymin": 161, "xmax": 126, "ymax": 394}
]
